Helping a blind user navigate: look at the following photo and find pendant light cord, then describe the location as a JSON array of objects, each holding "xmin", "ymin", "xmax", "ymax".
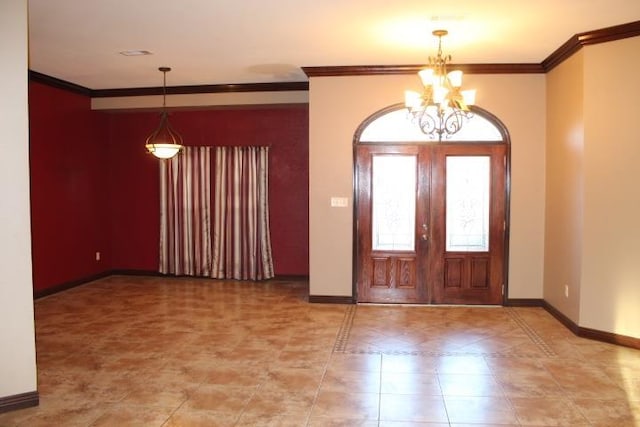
[{"xmin": 162, "ymin": 69, "xmax": 167, "ymax": 109}]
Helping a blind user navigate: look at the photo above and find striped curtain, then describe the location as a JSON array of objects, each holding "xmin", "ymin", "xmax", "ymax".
[
  {"xmin": 211, "ymin": 146, "xmax": 274, "ymax": 280},
  {"xmin": 159, "ymin": 146, "xmax": 212, "ymax": 276}
]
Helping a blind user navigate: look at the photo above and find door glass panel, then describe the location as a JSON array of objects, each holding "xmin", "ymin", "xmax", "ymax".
[
  {"xmin": 446, "ymin": 156, "xmax": 490, "ymax": 252},
  {"xmin": 372, "ymin": 155, "xmax": 416, "ymax": 251}
]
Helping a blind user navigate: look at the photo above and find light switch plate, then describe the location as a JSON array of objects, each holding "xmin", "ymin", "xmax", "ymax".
[{"xmin": 330, "ymin": 197, "xmax": 349, "ymax": 207}]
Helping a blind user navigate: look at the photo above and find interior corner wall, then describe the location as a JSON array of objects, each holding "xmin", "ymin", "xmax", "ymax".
[
  {"xmin": 29, "ymin": 82, "xmax": 111, "ymax": 292},
  {"xmin": 0, "ymin": 0, "xmax": 37, "ymax": 398},
  {"xmin": 28, "ymin": 89, "xmax": 309, "ymax": 285},
  {"xmin": 308, "ymin": 74, "xmax": 546, "ymax": 299},
  {"xmin": 580, "ymin": 36, "xmax": 640, "ymax": 338},
  {"xmin": 543, "ymin": 51, "xmax": 585, "ymax": 322}
]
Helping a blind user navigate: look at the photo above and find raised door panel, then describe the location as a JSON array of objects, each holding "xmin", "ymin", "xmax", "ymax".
[
  {"xmin": 430, "ymin": 144, "xmax": 506, "ymax": 304},
  {"xmin": 356, "ymin": 145, "xmax": 429, "ymax": 303}
]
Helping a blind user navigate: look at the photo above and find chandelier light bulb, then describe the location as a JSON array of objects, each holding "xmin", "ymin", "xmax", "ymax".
[
  {"xmin": 433, "ymin": 86, "xmax": 449, "ymax": 104},
  {"xmin": 404, "ymin": 90, "xmax": 422, "ymax": 109},
  {"xmin": 447, "ymin": 70, "xmax": 463, "ymax": 88},
  {"xmin": 462, "ymin": 89, "xmax": 476, "ymax": 106},
  {"xmin": 418, "ymin": 69, "xmax": 435, "ymax": 86}
]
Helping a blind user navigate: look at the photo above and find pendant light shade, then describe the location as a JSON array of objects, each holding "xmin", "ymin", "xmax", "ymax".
[{"xmin": 145, "ymin": 67, "xmax": 183, "ymax": 159}]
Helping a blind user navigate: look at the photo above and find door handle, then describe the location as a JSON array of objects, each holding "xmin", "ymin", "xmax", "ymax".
[{"xmin": 421, "ymin": 224, "xmax": 428, "ymax": 241}]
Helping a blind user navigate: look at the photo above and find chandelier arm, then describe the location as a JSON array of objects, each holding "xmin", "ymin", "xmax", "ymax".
[
  {"xmin": 414, "ymin": 109, "xmax": 439, "ymax": 140},
  {"xmin": 442, "ymin": 109, "xmax": 468, "ymax": 138}
]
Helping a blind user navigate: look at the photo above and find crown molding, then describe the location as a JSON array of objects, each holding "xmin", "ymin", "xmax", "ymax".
[
  {"xmin": 28, "ymin": 71, "xmax": 308, "ymax": 98},
  {"xmin": 28, "ymin": 70, "xmax": 92, "ymax": 96},
  {"xmin": 302, "ymin": 63, "xmax": 544, "ymax": 77},
  {"xmin": 30, "ymin": 20, "xmax": 640, "ymax": 96},
  {"xmin": 91, "ymin": 81, "xmax": 309, "ymax": 98},
  {"xmin": 542, "ymin": 20, "xmax": 640, "ymax": 71}
]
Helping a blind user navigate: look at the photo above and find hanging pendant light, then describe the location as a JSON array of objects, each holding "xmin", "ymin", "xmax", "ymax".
[{"xmin": 145, "ymin": 67, "xmax": 183, "ymax": 159}]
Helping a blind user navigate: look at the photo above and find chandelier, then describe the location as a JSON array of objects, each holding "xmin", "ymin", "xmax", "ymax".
[
  {"xmin": 405, "ymin": 30, "xmax": 476, "ymax": 140},
  {"xmin": 145, "ymin": 67, "xmax": 184, "ymax": 159}
]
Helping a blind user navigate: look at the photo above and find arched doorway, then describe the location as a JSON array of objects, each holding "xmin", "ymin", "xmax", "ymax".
[{"xmin": 353, "ymin": 104, "xmax": 510, "ymax": 304}]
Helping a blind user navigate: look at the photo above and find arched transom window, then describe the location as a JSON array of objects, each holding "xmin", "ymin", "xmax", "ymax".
[{"xmin": 356, "ymin": 104, "xmax": 509, "ymax": 144}]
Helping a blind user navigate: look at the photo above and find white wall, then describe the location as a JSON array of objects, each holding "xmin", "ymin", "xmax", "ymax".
[
  {"xmin": 0, "ymin": 0, "xmax": 38, "ymax": 399},
  {"xmin": 308, "ymin": 73, "xmax": 546, "ymax": 299}
]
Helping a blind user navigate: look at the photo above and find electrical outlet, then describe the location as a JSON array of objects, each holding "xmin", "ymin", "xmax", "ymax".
[
  {"xmin": 564, "ymin": 284, "xmax": 569, "ymax": 298},
  {"xmin": 96, "ymin": 251, "xmax": 101, "ymax": 261}
]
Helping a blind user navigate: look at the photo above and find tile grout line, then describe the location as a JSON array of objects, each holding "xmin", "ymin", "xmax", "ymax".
[
  {"xmin": 334, "ymin": 304, "xmax": 559, "ymax": 359},
  {"xmin": 507, "ymin": 308, "xmax": 557, "ymax": 357},
  {"xmin": 342, "ymin": 349, "xmax": 547, "ymax": 358},
  {"xmin": 377, "ymin": 356, "xmax": 382, "ymax": 427},
  {"xmin": 332, "ymin": 305, "xmax": 356, "ymax": 353},
  {"xmin": 305, "ymin": 346, "xmax": 337, "ymax": 427}
]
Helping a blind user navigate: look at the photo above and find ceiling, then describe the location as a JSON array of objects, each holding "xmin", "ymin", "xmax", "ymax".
[{"xmin": 28, "ymin": 0, "xmax": 640, "ymax": 90}]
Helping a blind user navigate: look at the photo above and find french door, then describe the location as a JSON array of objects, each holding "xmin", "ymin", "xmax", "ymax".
[{"xmin": 355, "ymin": 143, "xmax": 507, "ymax": 304}]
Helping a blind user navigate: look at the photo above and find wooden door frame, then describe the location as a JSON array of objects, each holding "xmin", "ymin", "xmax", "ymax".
[{"xmin": 352, "ymin": 103, "xmax": 512, "ymax": 305}]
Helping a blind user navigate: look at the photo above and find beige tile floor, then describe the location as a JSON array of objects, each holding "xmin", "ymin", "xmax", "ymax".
[{"xmin": 1, "ymin": 275, "xmax": 640, "ymax": 426}]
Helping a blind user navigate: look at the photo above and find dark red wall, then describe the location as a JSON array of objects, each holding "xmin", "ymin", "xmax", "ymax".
[
  {"xmin": 29, "ymin": 82, "xmax": 110, "ymax": 291},
  {"xmin": 29, "ymin": 81, "xmax": 309, "ymax": 292},
  {"xmin": 107, "ymin": 107, "xmax": 309, "ymax": 275}
]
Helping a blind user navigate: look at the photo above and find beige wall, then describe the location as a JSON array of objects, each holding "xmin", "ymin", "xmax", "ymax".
[
  {"xmin": 308, "ymin": 73, "xmax": 546, "ymax": 299},
  {"xmin": 544, "ymin": 51, "xmax": 585, "ymax": 321},
  {"xmin": 580, "ymin": 37, "xmax": 640, "ymax": 337},
  {"xmin": 0, "ymin": 0, "xmax": 38, "ymax": 398},
  {"xmin": 543, "ymin": 36, "xmax": 640, "ymax": 339}
]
